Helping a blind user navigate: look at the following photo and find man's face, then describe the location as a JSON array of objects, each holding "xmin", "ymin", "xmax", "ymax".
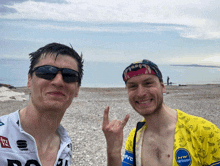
[
  {"xmin": 126, "ymin": 74, "xmax": 165, "ymax": 117},
  {"xmin": 27, "ymin": 54, "xmax": 80, "ymax": 113}
]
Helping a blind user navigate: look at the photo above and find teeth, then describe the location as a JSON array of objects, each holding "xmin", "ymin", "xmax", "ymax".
[
  {"xmin": 140, "ymin": 101, "xmax": 148, "ymax": 104},
  {"xmin": 138, "ymin": 99, "xmax": 152, "ymax": 104}
]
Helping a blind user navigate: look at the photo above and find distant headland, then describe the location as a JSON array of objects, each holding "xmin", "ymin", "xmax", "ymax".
[{"xmin": 171, "ymin": 64, "xmax": 220, "ymax": 68}]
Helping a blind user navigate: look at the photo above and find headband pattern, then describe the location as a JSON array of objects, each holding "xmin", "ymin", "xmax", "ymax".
[{"xmin": 122, "ymin": 59, "xmax": 163, "ymax": 83}]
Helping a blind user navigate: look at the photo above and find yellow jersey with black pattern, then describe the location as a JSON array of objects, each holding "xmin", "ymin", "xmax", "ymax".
[
  {"xmin": 122, "ymin": 109, "xmax": 220, "ymax": 166},
  {"xmin": 174, "ymin": 109, "xmax": 220, "ymax": 166}
]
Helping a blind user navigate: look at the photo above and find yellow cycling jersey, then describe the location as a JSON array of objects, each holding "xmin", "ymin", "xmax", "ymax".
[{"xmin": 122, "ymin": 109, "xmax": 220, "ymax": 166}]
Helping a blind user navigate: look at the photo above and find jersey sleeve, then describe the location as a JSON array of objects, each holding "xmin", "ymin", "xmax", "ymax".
[{"xmin": 200, "ymin": 123, "xmax": 220, "ymax": 165}]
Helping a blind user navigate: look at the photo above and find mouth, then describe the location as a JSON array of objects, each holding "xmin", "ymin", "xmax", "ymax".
[
  {"xmin": 136, "ymin": 99, "xmax": 153, "ymax": 106},
  {"xmin": 48, "ymin": 91, "xmax": 65, "ymax": 97}
]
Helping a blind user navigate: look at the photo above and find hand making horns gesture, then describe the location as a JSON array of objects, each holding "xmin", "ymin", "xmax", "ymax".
[{"xmin": 102, "ymin": 106, "xmax": 129, "ymax": 156}]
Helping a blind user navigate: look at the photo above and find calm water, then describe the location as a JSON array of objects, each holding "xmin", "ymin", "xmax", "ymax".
[{"xmin": 0, "ymin": 58, "xmax": 220, "ymax": 87}]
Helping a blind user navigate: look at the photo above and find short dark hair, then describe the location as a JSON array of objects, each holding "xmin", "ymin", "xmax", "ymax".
[{"xmin": 28, "ymin": 42, "xmax": 84, "ymax": 85}]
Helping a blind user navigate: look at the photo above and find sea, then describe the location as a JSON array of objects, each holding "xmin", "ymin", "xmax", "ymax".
[{"xmin": 1, "ymin": 58, "xmax": 220, "ymax": 87}]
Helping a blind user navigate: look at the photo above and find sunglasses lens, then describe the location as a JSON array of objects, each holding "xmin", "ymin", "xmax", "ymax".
[
  {"xmin": 34, "ymin": 65, "xmax": 79, "ymax": 83},
  {"xmin": 62, "ymin": 69, "xmax": 79, "ymax": 83},
  {"xmin": 35, "ymin": 66, "xmax": 57, "ymax": 80}
]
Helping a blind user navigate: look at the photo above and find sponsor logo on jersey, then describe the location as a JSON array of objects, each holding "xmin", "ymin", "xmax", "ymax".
[
  {"xmin": 122, "ymin": 150, "xmax": 133, "ymax": 166},
  {"xmin": 57, "ymin": 159, "xmax": 69, "ymax": 166},
  {"xmin": 7, "ymin": 159, "xmax": 69, "ymax": 166},
  {"xmin": 17, "ymin": 140, "xmax": 28, "ymax": 151},
  {"xmin": 0, "ymin": 136, "xmax": 11, "ymax": 148},
  {"xmin": 0, "ymin": 122, "xmax": 4, "ymax": 126},
  {"xmin": 8, "ymin": 159, "xmax": 41, "ymax": 166},
  {"xmin": 175, "ymin": 148, "xmax": 192, "ymax": 166}
]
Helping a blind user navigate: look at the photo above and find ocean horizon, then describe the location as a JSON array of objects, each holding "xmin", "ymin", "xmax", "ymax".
[{"xmin": 1, "ymin": 58, "xmax": 220, "ymax": 87}]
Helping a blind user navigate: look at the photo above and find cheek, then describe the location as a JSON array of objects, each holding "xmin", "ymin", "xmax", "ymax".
[
  {"xmin": 68, "ymin": 86, "xmax": 79, "ymax": 98},
  {"xmin": 31, "ymin": 79, "xmax": 48, "ymax": 95},
  {"xmin": 128, "ymin": 92, "xmax": 135, "ymax": 102}
]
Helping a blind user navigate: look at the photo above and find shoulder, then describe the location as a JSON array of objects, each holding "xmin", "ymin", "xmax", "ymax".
[
  {"xmin": 0, "ymin": 110, "xmax": 19, "ymax": 120},
  {"xmin": 0, "ymin": 112, "xmax": 13, "ymax": 126},
  {"xmin": 176, "ymin": 109, "xmax": 219, "ymax": 129},
  {"xmin": 0, "ymin": 111, "xmax": 20, "ymax": 133},
  {"xmin": 57, "ymin": 125, "xmax": 72, "ymax": 145},
  {"xmin": 176, "ymin": 109, "xmax": 220, "ymax": 139}
]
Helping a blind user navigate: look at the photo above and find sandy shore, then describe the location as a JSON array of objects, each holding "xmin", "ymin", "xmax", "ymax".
[{"xmin": 0, "ymin": 84, "xmax": 220, "ymax": 165}]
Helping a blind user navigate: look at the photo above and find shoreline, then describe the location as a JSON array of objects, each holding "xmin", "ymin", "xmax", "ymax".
[{"xmin": 1, "ymin": 80, "xmax": 220, "ymax": 88}]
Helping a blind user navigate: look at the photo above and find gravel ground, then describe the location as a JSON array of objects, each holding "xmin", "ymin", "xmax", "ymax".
[{"xmin": 0, "ymin": 84, "xmax": 220, "ymax": 165}]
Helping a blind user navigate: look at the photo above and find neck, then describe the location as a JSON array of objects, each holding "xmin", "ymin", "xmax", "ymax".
[
  {"xmin": 19, "ymin": 105, "xmax": 64, "ymax": 142},
  {"xmin": 143, "ymin": 104, "xmax": 177, "ymax": 133}
]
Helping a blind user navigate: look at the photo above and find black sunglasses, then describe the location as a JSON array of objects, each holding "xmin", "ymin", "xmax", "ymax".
[{"xmin": 32, "ymin": 65, "xmax": 80, "ymax": 83}]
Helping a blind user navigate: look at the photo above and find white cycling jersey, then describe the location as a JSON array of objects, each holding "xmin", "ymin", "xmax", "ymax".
[{"xmin": 0, "ymin": 110, "xmax": 72, "ymax": 166}]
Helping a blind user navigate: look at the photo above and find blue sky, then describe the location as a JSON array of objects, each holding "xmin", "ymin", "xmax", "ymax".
[{"xmin": 1, "ymin": 0, "xmax": 220, "ymax": 65}]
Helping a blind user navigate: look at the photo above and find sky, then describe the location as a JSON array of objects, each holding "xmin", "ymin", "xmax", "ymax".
[{"xmin": 0, "ymin": 0, "xmax": 220, "ymax": 65}]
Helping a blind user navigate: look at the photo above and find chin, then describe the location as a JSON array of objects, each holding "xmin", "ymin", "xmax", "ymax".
[
  {"xmin": 139, "ymin": 110, "xmax": 155, "ymax": 117},
  {"xmin": 135, "ymin": 106, "xmax": 158, "ymax": 116},
  {"xmin": 43, "ymin": 102, "xmax": 68, "ymax": 112}
]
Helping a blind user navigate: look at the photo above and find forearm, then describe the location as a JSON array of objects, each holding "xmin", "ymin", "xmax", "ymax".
[{"xmin": 107, "ymin": 152, "xmax": 122, "ymax": 166}]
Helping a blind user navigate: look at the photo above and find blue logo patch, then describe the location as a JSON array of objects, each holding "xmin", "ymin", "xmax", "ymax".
[
  {"xmin": 175, "ymin": 148, "xmax": 192, "ymax": 166},
  {"xmin": 0, "ymin": 122, "xmax": 4, "ymax": 126},
  {"xmin": 122, "ymin": 150, "xmax": 133, "ymax": 166}
]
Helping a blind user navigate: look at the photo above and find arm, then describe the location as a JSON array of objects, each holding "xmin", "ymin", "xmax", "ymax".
[{"xmin": 102, "ymin": 106, "xmax": 129, "ymax": 166}]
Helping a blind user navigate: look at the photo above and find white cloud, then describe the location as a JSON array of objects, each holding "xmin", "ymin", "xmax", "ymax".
[
  {"xmin": 1, "ymin": 0, "xmax": 220, "ymax": 39},
  {"xmin": 4, "ymin": 20, "xmax": 184, "ymax": 33},
  {"xmin": 201, "ymin": 55, "xmax": 220, "ymax": 65},
  {"xmin": 168, "ymin": 54, "xmax": 220, "ymax": 65}
]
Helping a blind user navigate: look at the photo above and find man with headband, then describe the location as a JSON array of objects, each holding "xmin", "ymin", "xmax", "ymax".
[{"xmin": 102, "ymin": 59, "xmax": 220, "ymax": 166}]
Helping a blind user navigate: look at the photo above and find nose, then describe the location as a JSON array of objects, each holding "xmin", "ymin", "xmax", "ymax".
[
  {"xmin": 136, "ymin": 85, "xmax": 146, "ymax": 97},
  {"xmin": 51, "ymin": 72, "xmax": 65, "ymax": 86}
]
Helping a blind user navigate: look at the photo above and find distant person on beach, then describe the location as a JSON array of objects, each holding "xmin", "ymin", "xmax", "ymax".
[
  {"xmin": 0, "ymin": 43, "xmax": 83, "ymax": 166},
  {"xmin": 167, "ymin": 76, "xmax": 170, "ymax": 85},
  {"xmin": 102, "ymin": 59, "xmax": 220, "ymax": 166}
]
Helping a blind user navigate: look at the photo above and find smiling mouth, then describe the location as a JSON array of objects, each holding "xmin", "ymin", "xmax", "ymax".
[
  {"xmin": 48, "ymin": 92, "xmax": 65, "ymax": 96},
  {"xmin": 136, "ymin": 99, "xmax": 153, "ymax": 105}
]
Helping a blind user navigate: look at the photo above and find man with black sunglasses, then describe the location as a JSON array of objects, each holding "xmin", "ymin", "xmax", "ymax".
[
  {"xmin": 102, "ymin": 59, "xmax": 220, "ymax": 166},
  {"xmin": 0, "ymin": 43, "xmax": 83, "ymax": 166}
]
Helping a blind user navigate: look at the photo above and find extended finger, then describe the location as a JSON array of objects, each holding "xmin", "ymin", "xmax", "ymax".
[
  {"xmin": 102, "ymin": 106, "xmax": 110, "ymax": 127},
  {"xmin": 121, "ymin": 114, "xmax": 130, "ymax": 128}
]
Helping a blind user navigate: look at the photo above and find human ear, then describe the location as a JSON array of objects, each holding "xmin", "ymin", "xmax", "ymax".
[
  {"xmin": 27, "ymin": 74, "xmax": 32, "ymax": 90},
  {"xmin": 161, "ymin": 82, "xmax": 166, "ymax": 93}
]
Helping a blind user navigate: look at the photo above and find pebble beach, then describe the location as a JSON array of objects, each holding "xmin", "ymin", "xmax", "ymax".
[{"xmin": 0, "ymin": 84, "xmax": 220, "ymax": 165}]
